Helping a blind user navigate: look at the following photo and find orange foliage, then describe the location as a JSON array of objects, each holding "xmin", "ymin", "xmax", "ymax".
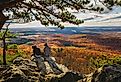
[{"xmin": 0, "ymin": 33, "xmax": 121, "ymax": 74}]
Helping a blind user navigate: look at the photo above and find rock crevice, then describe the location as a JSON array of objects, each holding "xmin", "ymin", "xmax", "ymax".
[
  {"xmin": 0, "ymin": 57, "xmax": 83, "ymax": 82},
  {"xmin": 1, "ymin": 57, "xmax": 121, "ymax": 82}
]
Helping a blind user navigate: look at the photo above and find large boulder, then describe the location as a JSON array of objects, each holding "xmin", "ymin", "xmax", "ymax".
[
  {"xmin": 0, "ymin": 57, "xmax": 40, "ymax": 82},
  {"xmin": 0, "ymin": 57, "xmax": 83, "ymax": 82},
  {"xmin": 80, "ymin": 64, "xmax": 121, "ymax": 82},
  {"xmin": 47, "ymin": 72, "xmax": 83, "ymax": 82}
]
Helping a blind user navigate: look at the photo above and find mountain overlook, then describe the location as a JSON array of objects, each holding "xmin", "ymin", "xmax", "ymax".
[{"xmin": 1, "ymin": 0, "xmax": 121, "ymax": 82}]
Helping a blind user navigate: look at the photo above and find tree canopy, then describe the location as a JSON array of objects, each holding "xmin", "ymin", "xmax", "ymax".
[{"xmin": 0, "ymin": 0, "xmax": 121, "ymax": 30}]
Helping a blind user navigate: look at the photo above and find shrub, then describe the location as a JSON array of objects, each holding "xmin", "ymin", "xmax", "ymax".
[
  {"xmin": 7, "ymin": 44, "xmax": 18, "ymax": 49},
  {"xmin": 0, "ymin": 53, "xmax": 20, "ymax": 65}
]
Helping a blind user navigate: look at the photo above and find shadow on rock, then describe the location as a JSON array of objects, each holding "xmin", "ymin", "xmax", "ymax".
[{"xmin": 0, "ymin": 57, "xmax": 84, "ymax": 82}]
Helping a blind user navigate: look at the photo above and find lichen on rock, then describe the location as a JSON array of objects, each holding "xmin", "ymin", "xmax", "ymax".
[
  {"xmin": 0, "ymin": 57, "xmax": 83, "ymax": 82},
  {"xmin": 79, "ymin": 64, "xmax": 121, "ymax": 82}
]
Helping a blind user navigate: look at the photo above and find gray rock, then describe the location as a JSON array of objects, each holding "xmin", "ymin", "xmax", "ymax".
[
  {"xmin": 13, "ymin": 57, "xmax": 23, "ymax": 65},
  {"xmin": 59, "ymin": 72, "xmax": 83, "ymax": 82},
  {"xmin": 80, "ymin": 64, "xmax": 121, "ymax": 82},
  {"xmin": 0, "ymin": 57, "xmax": 83, "ymax": 82}
]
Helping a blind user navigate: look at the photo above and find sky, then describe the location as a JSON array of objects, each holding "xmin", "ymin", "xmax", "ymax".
[{"xmin": 2, "ymin": 0, "xmax": 121, "ymax": 28}]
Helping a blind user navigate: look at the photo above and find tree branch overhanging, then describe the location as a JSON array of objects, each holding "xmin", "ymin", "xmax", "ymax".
[
  {"xmin": 1, "ymin": 0, "xmax": 121, "ymax": 30},
  {"xmin": 0, "ymin": 0, "xmax": 25, "ymax": 10}
]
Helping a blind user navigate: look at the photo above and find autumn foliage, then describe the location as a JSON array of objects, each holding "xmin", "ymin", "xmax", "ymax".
[{"xmin": 0, "ymin": 33, "xmax": 121, "ymax": 74}]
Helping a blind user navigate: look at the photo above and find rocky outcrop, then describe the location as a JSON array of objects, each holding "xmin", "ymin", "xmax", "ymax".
[
  {"xmin": 79, "ymin": 64, "xmax": 121, "ymax": 82},
  {"xmin": 1, "ymin": 57, "xmax": 121, "ymax": 82},
  {"xmin": 0, "ymin": 57, "xmax": 83, "ymax": 82}
]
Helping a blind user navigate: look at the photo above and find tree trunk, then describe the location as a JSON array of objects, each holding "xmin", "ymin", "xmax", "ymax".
[
  {"xmin": 3, "ymin": 37, "xmax": 7, "ymax": 65},
  {"xmin": 0, "ymin": 11, "xmax": 7, "ymax": 30}
]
